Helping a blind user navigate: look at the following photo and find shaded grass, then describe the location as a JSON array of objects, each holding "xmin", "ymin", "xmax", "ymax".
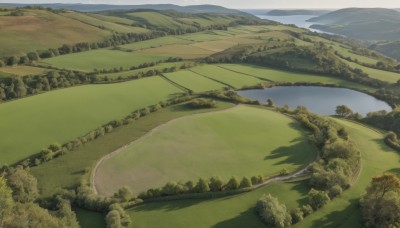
[
  {"xmin": 75, "ymin": 208, "xmax": 106, "ymax": 228},
  {"xmin": 31, "ymin": 101, "xmax": 235, "ymax": 198},
  {"xmin": 96, "ymin": 106, "xmax": 316, "ymax": 195},
  {"xmin": 0, "ymin": 77, "xmax": 182, "ymax": 165}
]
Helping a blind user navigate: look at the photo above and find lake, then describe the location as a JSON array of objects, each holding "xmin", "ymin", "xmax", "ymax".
[
  {"xmin": 238, "ymin": 86, "xmax": 392, "ymax": 116},
  {"xmin": 256, "ymin": 15, "xmax": 327, "ymax": 33}
]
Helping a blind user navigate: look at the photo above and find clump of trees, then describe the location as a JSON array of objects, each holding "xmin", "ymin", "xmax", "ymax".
[
  {"xmin": 187, "ymin": 98, "xmax": 217, "ymax": 109},
  {"xmin": 360, "ymin": 173, "xmax": 400, "ymax": 228},
  {"xmin": 256, "ymin": 194, "xmax": 292, "ymax": 227},
  {"xmin": 138, "ymin": 176, "xmax": 260, "ymax": 200}
]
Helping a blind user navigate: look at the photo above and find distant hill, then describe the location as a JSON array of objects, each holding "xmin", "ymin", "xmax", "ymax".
[
  {"xmin": 308, "ymin": 8, "xmax": 400, "ymax": 40},
  {"xmin": 370, "ymin": 41, "xmax": 400, "ymax": 60},
  {"xmin": 266, "ymin": 9, "xmax": 328, "ymax": 16},
  {"xmin": 0, "ymin": 3, "xmax": 250, "ymax": 15}
]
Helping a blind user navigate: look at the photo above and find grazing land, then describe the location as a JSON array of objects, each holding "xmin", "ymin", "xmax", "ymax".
[
  {"xmin": 164, "ymin": 70, "xmax": 226, "ymax": 92},
  {"xmin": 344, "ymin": 60, "xmax": 400, "ymax": 83},
  {"xmin": 95, "ymin": 106, "xmax": 316, "ymax": 195},
  {"xmin": 40, "ymin": 49, "xmax": 168, "ymax": 72},
  {"xmin": 0, "ymin": 77, "xmax": 182, "ymax": 165},
  {"xmin": 0, "ymin": 65, "xmax": 47, "ymax": 76}
]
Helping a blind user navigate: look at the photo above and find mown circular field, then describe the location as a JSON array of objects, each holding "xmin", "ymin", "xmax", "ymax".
[{"xmin": 94, "ymin": 105, "xmax": 316, "ymax": 195}]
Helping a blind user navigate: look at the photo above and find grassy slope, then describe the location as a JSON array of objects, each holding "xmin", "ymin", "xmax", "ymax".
[
  {"xmin": 140, "ymin": 44, "xmax": 215, "ymax": 59},
  {"xmin": 119, "ymin": 36, "xmax": 193, "ymax": 51},
  {"xmin": 0, "ymin": 77, "xmax": 182, "ymax": 165},
  {"xmin": 344, "ymin": 59, "xmax": 400, "ymax": 83},
  {"xmin": 164, "ymin": 70, "xmax": 226, "ymax": 92},
  {"xmin": 75, "ymin": 208, "xmax": 106, "ymax": 228},
  {"xmin": 0, "ymin": 65, "xmax": 47, "ymax": 76},
  {"xmin": 190, "ymin": 65, "xmax": 264, "ymax": 89},
  {"xmin": 218, "ymin": 64, "xmax": 375, "ymax": 91},
  {"xmin": 294, "ymin": 119, "xmax": 400, "ymax": 227},
  {"xmin": 95, "ymin": 106, "xmax": 316, "ymax": 195},
  {"xmin": 31, "ymin": 101, "xmax": 235, "ymax": 197},
  {"xmin": 128, "ymin": 11, "xmax": 186, "ymax": 29},
  {"xmin": 0, "ymin": 9, "xmax": 110, "ymax": 57},
  {"xmin": 128, "ymin": 178, "xmax": 309, "ymax": 228},
  {"xmin": 61, "ymin": 11, "xmax": 148, "ymax": 33},
  {"xmin": 40, "ymin": 49, "xmax": 167, "ymax": 72}
]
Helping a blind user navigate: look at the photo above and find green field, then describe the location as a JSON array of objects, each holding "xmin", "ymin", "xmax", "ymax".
[
  {"xmin": 128, "ymin": 178, "xmax": 309, "ymax": 228},
  {"xmin": 95, "ymin": 106, "xmax": 316, "ymax": 195},
  {"xmin": 140, "ymin": 44, "xmax": 215, "ymax": 59},
  {"xmin": 127, "ymin": 11, "xmax": 187, "ymax": 29},
  {"xmin": 40, "ymin": 49, "xmax": 168, "ymax": 72},
  {"xmin": 344, "ymin": 60, "xmax": 400, "ymax": 83},
  {"xmin": 0, "ymin": 77, "xmax": 182, "ymax": 165},
  {"xmin": 75, "ymin": 208, "xmax": 106, "ymax": 228},
  {"xmin": 218, "ymin": 64, "xmax": 375, "ymax": 91},
  {"xmin": 190, "ymin": 65, "xmax": 264, "ymax": 88},
  {"xmin": 294, "ymin": 119, "xmax": 400, "ymax": 227},
  {"xmin": 0, "ymin": 65, "xmax": 47, "ymax": 76},
  {"xmin": 164, "ymin": 70, "xmax": 226, "ymax": 92},
  {"xmin": 119, "ymin": 36, "xmax": 193, "ymax": 51},
  {"xmin": 31, "ymin": 101, "xmax": 235, "ymax": 197}
]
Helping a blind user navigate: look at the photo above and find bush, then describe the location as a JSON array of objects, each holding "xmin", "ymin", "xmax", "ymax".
[
  {"xmin": 239, "ymin": 177, "xmax": 252, "ymax": 188},
  {"xmin": 290, "ymin": 208, "xmax": 304, "ymax": 224},
  {"xmin": 209, "ymin": 177, "xmax": 224, "ymax": 192},
  {"xmin": 225, "ymin": 177, "xmax": 239, "ymax": 190},
  {"xmin": 256, "ymin": 194, "xmax": 292, "ymax": 227},
  {"xmin": 328, "ymin": 185, "xmax": 343, "ymax": 199},
  {"xmin": 308, "ymin": 188, "xmax": 330, "ymax": 210},
  {"xmin": 301, "ymin": 204, "xmax": 314, "ymax": 216},
  {"xmin": 251, "ymin": 175, "xmax": 263, "ymax": 185},
  {"xmin": 187, "ymin": 98, "xmax": 216, "ymax": 109},
  {"xmin": 195, "ymin": 178, "xmax": 210, "ymax": 193}
]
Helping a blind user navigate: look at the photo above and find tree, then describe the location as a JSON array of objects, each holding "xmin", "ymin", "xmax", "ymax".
[
  {"xmin": 308, "ymin": 188, "xmax": 330, "ymax": 210},
  {"xmin": 256, "ymin": 194, "xmax": 292, "ymax": 227},
  {"xmin": 225, "ymin": 177, "xmax": 239, "ymax": 190},
  {"xmin": 6, "ymin": 166, "xmax": 39, "ymax": 203},
  {"xmin": 114, "ymin": 187, "xmax": 132, "ymax": 202},
  {"xmin": 0, "ymin": 176, "xmax": 13, "ymax": 227},
  {"xmin": 209, "ymin": 177, "xmax": 223, "ymax": 192},
  {"xmin": 15, "ymin": 77, "xmax": 27, "ymax": 98},
  {"xmin": 239, "ymin": 177, "xmax": 252, "ymax": 188},
  {"xmin": 195, "ymin": 178, "xmax": 209, "ymax": 193},
  {"xmin": 361, "ymin": 173, "xmax": 400, "ymax": 228},
  {"xmin": 267, "ymin": 98, "xmax": 274, "ymax": 107},
  {"xmin": 335, "ymin": 105, "xmax": 353, "ymax": 118}
]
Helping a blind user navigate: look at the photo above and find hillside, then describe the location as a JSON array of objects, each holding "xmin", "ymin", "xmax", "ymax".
[
  {"xmin": 308, "ymin": 8, "xmax": 400, "ymax": 40},
  {"xmin": 370, "ymin": 41, "xmax": 400, "ymax": 60},
  {"xmin": 0, "ymin": 3, "xmax": 250, "ymax": 15}
]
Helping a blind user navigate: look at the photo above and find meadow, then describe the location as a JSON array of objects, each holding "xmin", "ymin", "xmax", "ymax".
[
  {"xmin": 95, "ymin": 106, "xmax": 316, "ymax": 195},
  {"xmin": 344, "ymin": 59, "xmax": 400, "ymax": 83},
  {"xmin": 118, "ymin": 36, "xmax": 193, "ymax": 51},
  {"xmin": 190, "ymin": 65, "xmax": 264, "ymax": 88},
  {"xmin": 40, "ymin": 49, "xmax": 168, "ymax": 72},
  {"xmin": 0, "ymin": 77, "xmax": 182, "ymax": 165},
  {"xmin": 0, "ymin": 65, "xmax": 47, "ymax": 76},
  {"xmin": 164, "ymin": 70, "xmax": 226, "ymax": 92}
]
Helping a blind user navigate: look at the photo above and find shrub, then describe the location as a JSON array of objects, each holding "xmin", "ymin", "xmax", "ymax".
[
  {"xmin": 187, "ymin": 98, "xmax": 217, "ymax": 109},
  {"xmin": 308, "ymin": 188, "xmax": 330, "ymax": 210},
  {"xmin": 239, "ymin": 177, "xmax": 252, "ymax": 188},
  {"xmin": 251, "ymin": 175, "xmax": 264, "ymax": 185},
  {"xmin": 290, "ymin": 208, "xmax": 304, "ymax": 224},
  {"xmin": 225, "ymin": 177, "xmax": 239, "ymax": 190},
  {"xmin": 301, "ymin": 204, "xmax": 313, "ymax": 216},
  {"xmin": 209, "ymin": 177, "xmax": 224, "ymax": 192},
  {"xmin": 328, "ymin": 185, "xmax": 343, "ymax": 199},
  {"xmin": 195, "ymin": 178, "xmax": 210, "ymax": 193},
  {"xmin": 256, "ymin": 194, "xmax": 292, "ymax": 227}
]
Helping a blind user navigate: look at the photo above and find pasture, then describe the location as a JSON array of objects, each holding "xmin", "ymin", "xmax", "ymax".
[
  {"xmin": 0, "ymin": 9, "xmax": 110, "ymax": 57},
  {"xmin": 128, "ymin": 178, "xmax": 309, "ymax": 228},
  {"xmin": 344, "ymin": 60, "xmax": 400, "ymax": 83},
  {"xmin": 0, "ymin": 77, "xmax": 183, "ymax": 165},
  {"xmin": 40, "ymin": 49, "xmax": 168, "ymax": 72},
  {"xmin": 0, "ymin": 65, "xmax": 47, "ymax": 76},
  {"xmin": 294, "ymin": 118, "xmax": 400, "ymax": 227},
  {"xmin": 31, "ymin": 101, "xmax": 235, "ymax": 197},
  {"xmin": 164, "ymin": 70, "xmax": 226, "ymax": 92},
  {"xmin": 190, "ymin": 65, "xmax": 264, "ymax": 88},
  {"xmin": 118, "ymin": 36, "xmax": 193, "ymax": 51},
  {"xmin": 140, "ymin": 44, "xmax": 214, "ymax": 59},
  {"xmin": 95, "ymin": 106, "xmax": 316, "ymax": 195}
]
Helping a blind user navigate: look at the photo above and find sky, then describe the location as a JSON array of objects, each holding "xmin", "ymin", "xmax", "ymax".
[{"xmin": 0, "ymin": 0, "xmax": 399, "ymax": 9}]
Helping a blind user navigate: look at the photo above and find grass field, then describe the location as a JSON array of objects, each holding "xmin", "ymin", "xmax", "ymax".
[
  {"xmin": 118, "ymin": 36, "xmax": 193, "ymax": 51},
  {"xmin": 344, "ymin": 60, "xmax": 400, "ymax": 83},
  {"xmin": 40, "ymin": 49, "xmax": 168, "ymax": 72},
  {"xmin": 128, "ymin": 178, "xmax": 309, "ymax": 228},
  {"xmin": 164, "ymin": 70, "xmax": 226, "ymax": 92},
  {"xmin": 0, "ymin": 77, "xmax": 183, "ymax": 165},
  {"xmin": 31, "ymin": 101, "xmax": 235, "ymax": 197},
  {"xmin": 95, "ymin": 106, "xmax": 315, "ymax": 195},
  {"xmin": 128, "ymin": 12, "xmax": 187, "ymax": 29},
  {"xmin": 218, "ymin": 64, "xmax": 375, "ymax": 91},
  {"xmin": 61, "ymin": 11, "xmax": 149, "ymax": 34},
  {"xmin": 190, "ymin": 65, "xmax": 264, "ymax": 88},
  {"xmin": 293, "ymin": 119, "xmax": 400, "ymax": 227},
  {"xmin": 0, "ymin": 9, "xmax": 110, "ymax": 57},
  {"xmin": 75, "ymin": 208, "xmax": 106, "ymax": 228},
  {"xmin": 0, "ymin": 65, "xmax": 47, "ymax": 76},
  {"xmin": 140, "ymin": 44, "xmax": 215, "ymax": 59}
]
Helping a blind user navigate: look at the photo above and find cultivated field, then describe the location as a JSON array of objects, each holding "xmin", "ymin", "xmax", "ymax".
[
  {"xmin": 40, "ymin": 49, "xmax": 168, "ymax": 72},
  {"xmin": 95, "ymin": 106, "xmax": 316, "ymax": 195},
  {"xmin": 0, "ymin": 77, "xmax": 182, "ymax": 165}
]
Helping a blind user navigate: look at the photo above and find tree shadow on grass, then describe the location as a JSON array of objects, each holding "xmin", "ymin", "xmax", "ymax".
[
  {"xmin": 131, "ymin": 198, "xmax": 204, "ymax": 212},
  {"xmin": 287, "ymin": 179, "xmax": 310, "ymax": 206},
  {"xmin": 372, "ymin": 138, "xmax": 397, "ymax": 153},
  {"xmin": 387, "ymin": 168, "xmax": 400, "ymax": 176},
  {"xmin": 308, "ymin": 198, "xmax": 360, "ymax": 228},
  {"xmin": 264, "ymin": 141, "xmax": 313, "ymax": 166},
  {"xmin": 212, "ymin": 207, "xmax": 263, "ymax": 228}
]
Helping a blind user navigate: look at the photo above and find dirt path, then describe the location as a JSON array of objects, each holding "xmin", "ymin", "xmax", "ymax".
[{"xmin": 92, "ymin": 105, "xmax": 241, "ymax": 195}]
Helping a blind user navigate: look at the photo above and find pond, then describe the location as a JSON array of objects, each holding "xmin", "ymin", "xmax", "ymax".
[{"xmin": 238, "ymin": 86, "xmax": 392, "ymax": 116}]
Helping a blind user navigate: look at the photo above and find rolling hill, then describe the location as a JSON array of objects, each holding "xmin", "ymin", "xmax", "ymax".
[{"xmin": 308, "ymin": 8, "xmax": 400, "ymax": 40}]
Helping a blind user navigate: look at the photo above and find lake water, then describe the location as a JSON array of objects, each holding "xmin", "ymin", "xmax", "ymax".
[
  {"xmin": 238, "ymin": 86, "xmax": 392, "ymax": 116},
  {"xmin": 256, "ymin": 15, "xmax": 326, "ymax": 33}
]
